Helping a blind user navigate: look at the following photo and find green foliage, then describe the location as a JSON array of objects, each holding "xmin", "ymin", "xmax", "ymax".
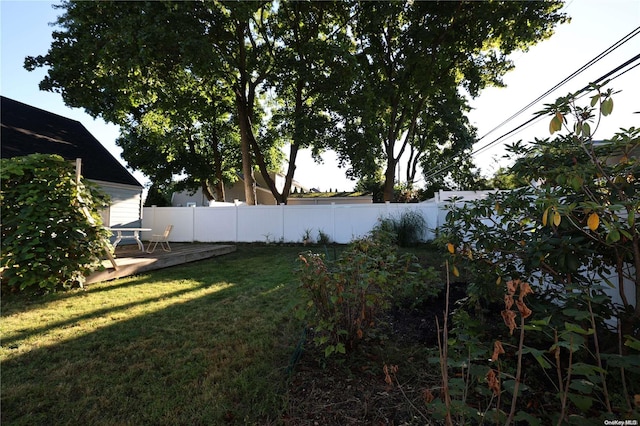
[
  {"xmin": 328, "ymin": 1, "xmax": 567, "ymax": 201},
  {"xmin": 27, "ymin": 1, "xmax": 567, "ymax": 204},
  {"xmin": 435, "ymin": 87, "xmax": 640, "ymax": 421},
  {"xmin": 486, "ymin": 166, "xmax": 524, "ymax": 190},
  {"xmin": 1, "ymin": 154, "xmax": 111, "ymax": 292},
  {"xmin": 316, "ymin": 229, "xmax": 331, "ymax": 246},
  {"xmin": 355, "ymin": 172, "xmax": 385, "ymax": 203},
  {"xmin": 429, "ymin": 277, "xmax": 640, "ymax": 423},
  {"xmin": 297, "ymin": 229, "xmax": 434, "ymax": 357},
  {"xmin": 144, "ymin": 182, "xmax": 173, "ymax": 207},
  {"xmin": 373, "ymin": 210, "xmax": 427, "ymax": 247}
]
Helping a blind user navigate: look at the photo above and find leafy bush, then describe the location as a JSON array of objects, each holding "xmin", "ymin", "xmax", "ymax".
[
  {"xmin": 297, "ymin": 229, "xmax": 436, "ymax": 357},
  {"xmin": 1, "ymin": 154, "xmax": 111, "ymax": 292},
  {"xmin": 434, "ymin": 87, "xmax": 640, "ymax": 422},
  {"xmin": 317, "ymin": 229, "xmax": 331, "ymax": 245},
  {"xmin": 374, "ymin": 210, "xmax": 427, "ymax": 247}
]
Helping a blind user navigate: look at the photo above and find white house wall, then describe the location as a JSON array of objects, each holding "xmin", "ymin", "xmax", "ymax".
[{"xmin": 93, "ymin": 180, "xmax": 143, "ymax": 227}]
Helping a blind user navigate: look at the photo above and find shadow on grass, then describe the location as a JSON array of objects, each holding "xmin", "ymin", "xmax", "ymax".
[
  {"xmin": 1, "ymin": 280, "xmax": 233, "ymax": 348},
  {"xmin": 2, "ymin": 251, "xmax": 303, "ymax": 425}
]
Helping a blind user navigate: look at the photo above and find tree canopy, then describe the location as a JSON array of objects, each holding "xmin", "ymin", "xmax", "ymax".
[{"xmin": 26, "ymin": 0, "xmax": 568, "ymax": 203}]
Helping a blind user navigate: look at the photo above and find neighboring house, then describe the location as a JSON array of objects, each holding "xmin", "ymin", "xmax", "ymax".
[
  {"xmin": 287, "ymin": 191, "xmax": 373, "ymax": 205},
  {"xmin": 171, "ymin": 172, "xmax": 309, "ymax": 206},
  {"xmin": 1, "ymin": 96, "xmax": 144, "ymax": 227},
  {"xmin": 422, "ymin": 189, "xmax": 500, "ymax": 204}
]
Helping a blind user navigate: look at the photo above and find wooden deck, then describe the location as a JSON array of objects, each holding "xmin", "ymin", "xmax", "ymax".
[{"xmin": 86, "ymin": 243, "xmax": 237, "ymax": 284}]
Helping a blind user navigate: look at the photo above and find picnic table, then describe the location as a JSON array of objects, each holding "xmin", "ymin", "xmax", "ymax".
[{"xmin": 108, "ymin": 227, "xmax": 152, "ymax": 251}]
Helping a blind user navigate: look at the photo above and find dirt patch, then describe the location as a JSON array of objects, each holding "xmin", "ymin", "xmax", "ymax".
[{"xmin": 283, "ymin": 283, "xmax": 468, "ymax": 425}]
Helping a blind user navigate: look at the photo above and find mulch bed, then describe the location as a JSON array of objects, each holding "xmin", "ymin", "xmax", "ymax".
[{"xmin": 283, "ymin": 283, "xmax": 469, "ymax": 425}]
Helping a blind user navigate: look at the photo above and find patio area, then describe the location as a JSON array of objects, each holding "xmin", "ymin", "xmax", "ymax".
[{"xmin": 86, "ymin": 243, "xmax": 237, "ymax": 284}]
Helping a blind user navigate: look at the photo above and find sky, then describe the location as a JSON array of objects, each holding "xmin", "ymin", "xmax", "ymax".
[{"xmin": 2, "ymin": 0, "xmax": 639, "ymax": 193}]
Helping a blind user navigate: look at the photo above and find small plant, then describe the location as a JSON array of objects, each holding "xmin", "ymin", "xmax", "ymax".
[
  {"xmin": 317, "ymin": 229, "xmax": 331, "ymax": 245},
  {"xmin": 263, "ymin": 232, "xmax": 273, "ymax": 244},
  {"xmin": 373, "ymin": 210, "xmax": 427, "ymax": 247},
  {"xmin": 301, "ymin": 228, "xmax": 313, "ymax": 245}
]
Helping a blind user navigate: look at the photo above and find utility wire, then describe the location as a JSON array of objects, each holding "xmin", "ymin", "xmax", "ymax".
[
  {"xmin": 422, "ymin": 52, "xmax": 640, "ymax": 182},
  {"xmin": 472, "ymin": 52, "xmax": 640, "ymax": 158},
  {"xmin": 474, "ymin": 25, "xmax": 640, "ymax": 145}
]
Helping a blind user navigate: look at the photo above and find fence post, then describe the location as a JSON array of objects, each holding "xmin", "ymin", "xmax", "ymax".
[
  {"xmin": 331, "ymin": 202, "xmax": 336, "ymax": 243},
  {"xmin": 192, "ymin": 205, "xmax": 196, "ymax": 242},
  {"xmin": 234, "ymin": 200, "xmax": 239, "ymax": 243}
]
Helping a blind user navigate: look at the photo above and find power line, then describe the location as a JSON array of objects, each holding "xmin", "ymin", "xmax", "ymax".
[
  {"xmin": 422, "ymin": 52, "xmax": 640, "ymax": 182},
  {"xmin": 472, "ymin": 51, "xmax": 640, "ymax": 158},
  {"xmin": 474, "ymin": 25, "xmax": 640, "ymax": 145}
]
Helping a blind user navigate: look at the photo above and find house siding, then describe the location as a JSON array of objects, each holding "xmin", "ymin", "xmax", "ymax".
[
  {"xmin": 94, "ymin": 180, "xmax": 143, "ymax": 227},
  {"xmin": 287, "ymin": 196, "xmax": 373, "ymax": 205}
]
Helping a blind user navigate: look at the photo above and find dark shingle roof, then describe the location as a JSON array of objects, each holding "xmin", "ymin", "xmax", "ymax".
[{"xmin": 1, "ymin": 96, "xmax": 142, "ymax": 187}]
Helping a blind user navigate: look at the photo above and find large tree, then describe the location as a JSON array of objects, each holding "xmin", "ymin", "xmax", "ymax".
[
  {"xmin": 25, "ymin": 1, "xmax": 241, "ymax": 201},
  {"xmin": 331, "ymin": 1, "xmax": 567, "ymax": 201},
  {"xmin": 262, "ymin": 1, "xmax": 355, "ymax": 203},
  {"xmin": 27, "ymin": 1, "xmax": 567, "ymax": 204},
  {"xmin": 27, "ymin": 1, "xmax": 355, "ymax": 205}
]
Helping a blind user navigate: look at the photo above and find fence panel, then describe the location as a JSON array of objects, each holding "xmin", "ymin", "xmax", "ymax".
[
  {"xmin": 142, "ymin": 207, "xmax": 195, "ymax": 242},
  {"xmin": 194, "ymin": 207, "xmax": 237, "ymax": 242},
  {"xmin": 236, "ymin": 205, "xmax": 284, "ymax": 242},
  {"xmin": 282, "ymin": 205, "xmax": 335, "ymax": 243},
  {"xmin": 142, "ymin": 202, "xmax": 445, "ymax": 244}
]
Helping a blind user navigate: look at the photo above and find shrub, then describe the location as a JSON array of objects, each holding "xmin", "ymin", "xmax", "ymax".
[
  {"xmin": 374, "ymin": 210, "xmax": 427, "ymax": 247},
  {"xmin": 1, "ymin": 154, "xmax": 111, "ymax": 292},
  {"xmin": 297, "ymin": 229, "xmax": 435, "ymax": 357},
  {"xmin": 434, "ymin": 87, "xmax": 640, "ymax": 422},
  {"xmin": 317, "ymin": 229, "xmax": 332, "ymax": 245}
]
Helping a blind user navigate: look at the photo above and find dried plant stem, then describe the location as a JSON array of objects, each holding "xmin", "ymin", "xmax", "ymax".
[
  {"xmin": 554, "ymin": 330, "xmax": 563, "ymax": 397},
  {"xmin": 436, "ymin": 260, "xmax": 453, "ymax": 426},
  {"xmin": 586, "ymin": 298, "xmax": 611, "ymax": 412},
  {"xmin": 496, "ymin": 362, "xmax": 502, "ymax": 425},
  {"xmin": 391, "ymin": 375, "xmax": 429, "ymax": 422},
  {"xmin": 505, "ymin": 312, "xmax": 526, "ymax": 425},
  {"xmin": 556, "ymin": 335, "xmax": 574, "ymax": 426},
  {"xmin": 618, "ymin": 319, "xmax": 632, "ymax": 412}
]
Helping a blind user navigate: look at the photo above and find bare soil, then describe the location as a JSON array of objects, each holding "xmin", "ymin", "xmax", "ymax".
[{"xmin": 283, "ymin": 283, "xmax": 469, "ymax": 425}]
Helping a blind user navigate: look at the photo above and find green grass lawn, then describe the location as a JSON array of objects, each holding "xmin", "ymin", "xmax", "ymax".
[{"xmin": 1, "ymin": 245, "xmax": 307, "ymax": 425}]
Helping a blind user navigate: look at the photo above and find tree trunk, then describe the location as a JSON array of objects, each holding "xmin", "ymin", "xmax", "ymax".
[
  {"xmin": 247, "ymin": 133, "xmax": 284, "ymax": 205},
  {"xmin": 200, "ymin": 180, "xmax": 215, "ymax": 202},
  {"xmin": 383, "ymin": 159, "xmax": 396, "ymax": 202},
  {"xmin": 233, "ymin": 19, "xmax": 257, "ymax": 205},
  {"xmin": 236, "ymin": 94, "xmax": 257, "ymax": 205},
  {"xmin": 213, "ymin": 181, "xmax": 225, "ymax": 203},
  {"xmin": 212, "ymin": 137, "xmax": 226, "ymax": 202}
]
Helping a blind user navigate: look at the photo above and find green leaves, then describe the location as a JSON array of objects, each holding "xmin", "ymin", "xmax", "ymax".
[
  {"xmin": 549, "ymin": 112, "xmax": 563, "ymax": 134},
  {"xmin": 1, "ymin": 154, "xmax": 111, "ymax": 292},
  {"xmin": 601, "ymin": 97, "xmax": 614, "ymax": 116},
  {"xmin": 297, "ymin": 228, "xmax": 435, "ymax": 358}
]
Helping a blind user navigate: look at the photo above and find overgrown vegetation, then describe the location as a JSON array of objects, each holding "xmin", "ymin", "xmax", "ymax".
[
  {"xmin": 0, "ymin": 154, "xmax": 111, "ymax": 292},
  {"xmin": 435, "ymin": 87, "xmax": 640, "ymax": 423},
  {"xmin": 374, "ymin": 210, "xmax": 428, "ymax": 247},
  {"xmin": 297, "ymin": 228, "xmax": 439, "ymax": 357}
]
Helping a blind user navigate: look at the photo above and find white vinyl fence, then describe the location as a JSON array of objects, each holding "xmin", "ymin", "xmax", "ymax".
[
  {"xmin": 140, "ymin": 193, "xmax": 635, "ymax": 321},
  {"xmin": 141, "ymin": 202, "xmax": 446, "ymax": 244}
]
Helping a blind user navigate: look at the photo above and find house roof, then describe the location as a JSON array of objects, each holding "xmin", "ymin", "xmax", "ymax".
[
  {"xmin": 289, "ymin": 191, "xmax": 370, "ymax": 198},
  {"xmin": 1, "ymin": 96, "xmax": 142, "ymax": 187}
]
